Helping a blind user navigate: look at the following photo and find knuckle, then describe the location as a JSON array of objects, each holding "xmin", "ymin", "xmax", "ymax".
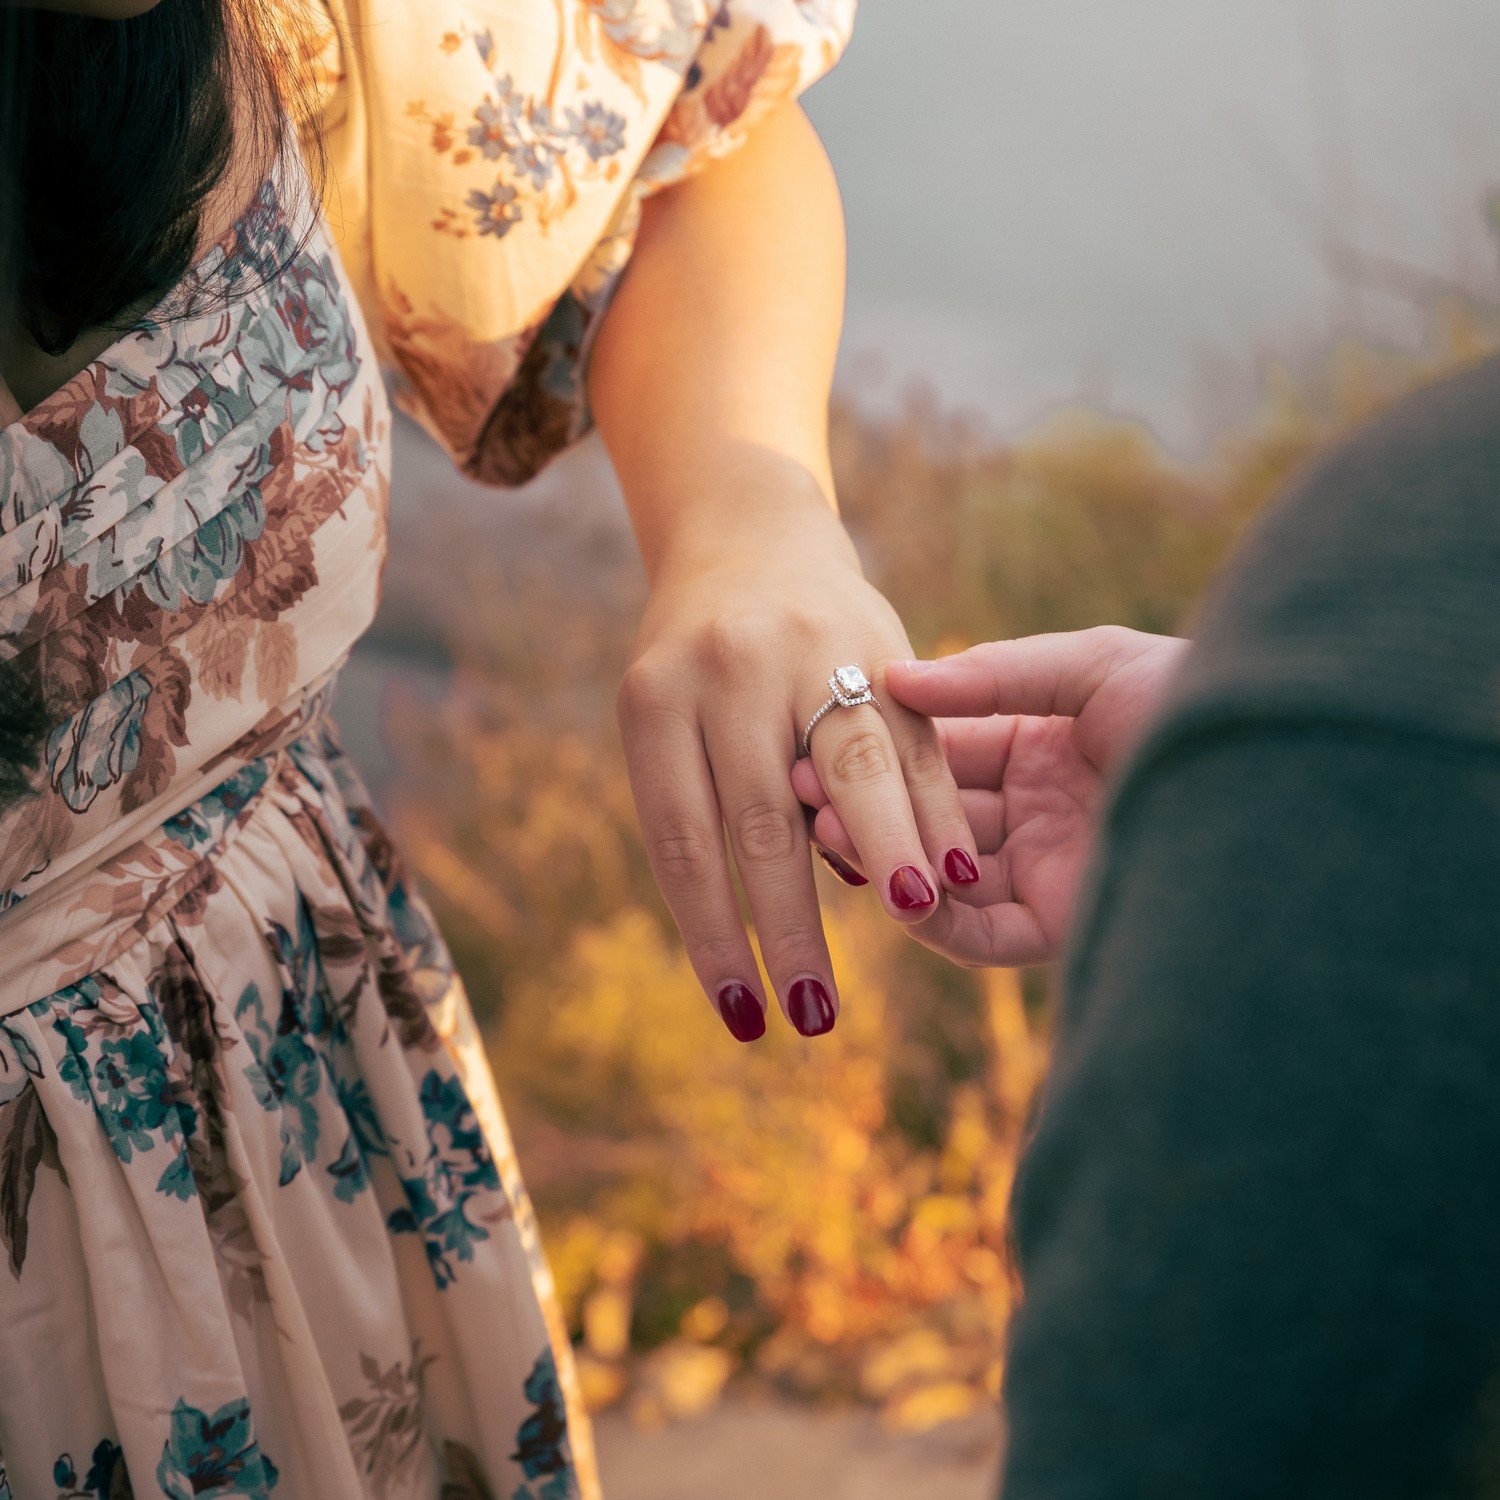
[
  {"xmin": 827, "ymin": 728, "xmax": 895, "ymax": 787},
  {"xmin": 690, "ymin": 933, "xmax": 749, "ymax": 978},
  {"xmin": 649, "ymin": 823, "xmax": 717, "ymax": 887},
  {"xmin": 731, "ymin": 799, "xmax": 800, "ymax": 864},
  {"xmin": 899, "ymin": 731, "xmax": 951, "ymax": 787},
  {"xmin": 617, "ymin": 659, "xmax": 678, "ymax": 725},
  {"xmin": 696, "ymin": 609, "xmax": 822, "ymax": 678},
  {"xmin": 698, "ymin": 612, "xmax": 776, "ymax": 675},
  {"xmin": 1083, "ymin": 623, "xmax": 1136, "ymax": 658},
  {"xmin": 764, "ymin": 934, "xmax": 828, "ymax": 978},
  {"xmin": 932, "ymin": 927, "xmax": 985, "ymax": 969},
  {"xmin": 777, "ymin": 607, "xmax": 820, "ymax": 644},
  {"xmin": 910, "ymin": 906, "xmax": 964, "ymax": 961}
]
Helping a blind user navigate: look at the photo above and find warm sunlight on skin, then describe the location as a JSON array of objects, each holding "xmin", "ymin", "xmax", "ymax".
[
  {"xmin": 794, "ymin": 628, "xmax": 1189, "ymax": 968},
  {"xmin": 588, "ymin": 102, "xmax": 982, "ymax": 1042}
]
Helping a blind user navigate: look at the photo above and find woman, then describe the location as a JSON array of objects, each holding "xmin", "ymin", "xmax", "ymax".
[{"xmin": 0, "ymin": 0, "xmax": 979, "ymax": 1493}]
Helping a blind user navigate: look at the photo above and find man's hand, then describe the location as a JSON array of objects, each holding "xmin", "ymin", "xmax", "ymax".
[{"xmin": 792, "ymin": 627, "xmax": 1187, "ymax": 967}]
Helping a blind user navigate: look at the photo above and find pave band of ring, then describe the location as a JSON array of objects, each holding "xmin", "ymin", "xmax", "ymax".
[{"xmin": 800, "ymin": 664, "xmax": 883, "ymax": 758}]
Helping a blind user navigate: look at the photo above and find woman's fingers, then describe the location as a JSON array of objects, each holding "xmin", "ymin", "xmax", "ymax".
[
  {"xmin": 814, "ymin": 786, "xmax": 1005, "ymax": 874},
  {"xmin": 789, "ymin": 767, "xmax": 868, "ymax": 885},
  {"xmin": 705, "ymin": 714, "xmax": 841, "ymax": 1037},
  {"xmin": 795, "ymin": 714, "xmax": 1006, "ymax": 893},
  {"xmin": 797, "ymin": 718, "xmax": 1014, "ymax": 801},
  {"xmin": 813, "ymin": 844, "xmax": 869, "ymax": 888},
  {"xmin": 617, "ymin": 668, "xmax": 769, "ymax": 1043},
  {"xmin": 882, "ymin": 693, "xmax": 982, "ymax": 892},
  {"xmin": 805, "ymin": 695, "xmax": 940, "ymax": 924}
]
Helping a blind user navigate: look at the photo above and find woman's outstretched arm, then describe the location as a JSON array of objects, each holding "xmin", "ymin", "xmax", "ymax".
[
  {"xmin": 589, "ymin": 102, "xmax": 845, "ymax": 567},
  {"xmin": 587, "ymin": 103, "xmax": 979, "ymax": 1043}
]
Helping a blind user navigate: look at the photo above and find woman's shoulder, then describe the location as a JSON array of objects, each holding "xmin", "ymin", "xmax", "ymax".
[{"xmin": 302, "ymin": 0, "xmax": 855, "ymax": 484}]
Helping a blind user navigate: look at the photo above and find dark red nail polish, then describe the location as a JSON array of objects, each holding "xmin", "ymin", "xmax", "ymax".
[
  {"xmin": 816, "ymin": 847, "xmax": 869, "ymax": 887},
  {"xmin": 944, "ymin": 848, "xmax": 979, "ymax": 885},
  {"xmin": 888, "ymin": 865, "xmax": 937, "ymax": 910},
  {"xmin": 716, "ymin": 983, "xmax": 766, "ymax": 1043},
  {"xmin": 787, "ymin": 977, "xmax": 836, "ymax": 1037}
]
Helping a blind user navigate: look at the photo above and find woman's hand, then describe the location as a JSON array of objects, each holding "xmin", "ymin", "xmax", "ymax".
[
  {"xmin": 618, "ymin": 480, "xmax": 978, "ymax": 1040},
  {"xmin": 587, "ymin": 101, "xmax": 977, "ymax": 1042},
  {"xmin": 792, "ymin": 627, "xmax": 1187, "ymax": 968}
]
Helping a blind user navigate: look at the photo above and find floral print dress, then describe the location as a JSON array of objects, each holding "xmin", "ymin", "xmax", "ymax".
[{"xmin": 0, "ymin": 2, "xmax": 853, "ymax": 1497}]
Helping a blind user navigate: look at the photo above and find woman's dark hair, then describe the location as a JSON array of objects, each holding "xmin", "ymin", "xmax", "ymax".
[
  {"xmin": 3, "ymin": 0, "xmax": 314, "ymax": 353},
  {"xmin": 0, "ymin": 0, "xmax": 319, "ymax": 816}
]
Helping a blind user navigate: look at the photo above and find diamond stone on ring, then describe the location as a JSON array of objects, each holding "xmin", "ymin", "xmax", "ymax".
[{"xmin": 800, "ymin": 664, "xmax": 883, "ymax": 758}]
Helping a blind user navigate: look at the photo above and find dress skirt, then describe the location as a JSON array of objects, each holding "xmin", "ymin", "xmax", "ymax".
[{"xmin": 0, "ymin": 711, "xmax": 597, "ymax": 1500}]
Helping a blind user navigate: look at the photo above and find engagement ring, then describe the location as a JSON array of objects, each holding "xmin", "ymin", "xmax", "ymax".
[{"xmin": 800, "ymin": 664, "xmax": 883, "ymax": 758}]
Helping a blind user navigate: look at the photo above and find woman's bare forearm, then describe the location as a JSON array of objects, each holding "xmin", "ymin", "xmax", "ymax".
[
  {"xmin": 591, "ymin": 101, "xmax": 976, "ymax": 1043},
  {"xmin": 587, "ymin": 102, "xmax": 851, "ymax": 584}
]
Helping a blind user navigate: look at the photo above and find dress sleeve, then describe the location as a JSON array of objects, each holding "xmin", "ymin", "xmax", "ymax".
[{"xmin": 307, "ymin": 0, "xmax": 856, "ymax": 487}]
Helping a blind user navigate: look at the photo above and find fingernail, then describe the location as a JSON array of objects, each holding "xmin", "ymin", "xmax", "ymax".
[
  {"xmin": 944, "ymin": 848, "xmax": 980, "ymax": 885},
  {"xmin": 816, "ymin": 847, "xmax": 868, "ymax": 887},
  {"xmin": 787, "ymin": 976, "xmax": 836, "ymax": 1037},
  {"xmin": 899, "ymin": 657, "xmax": 934, "ymax": 672},
  {"xmin": 888, "ymin": 865, "xmax": 937, "ymax": 910},
  {"xmin": 716, "ymin": 983, "xmax": 766, "ymax": 1043}
]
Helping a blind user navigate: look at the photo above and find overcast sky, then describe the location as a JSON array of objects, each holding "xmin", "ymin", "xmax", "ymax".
[{"xmin": 803, "ymin": 2, "xmax": 1500, "ymax": 451}]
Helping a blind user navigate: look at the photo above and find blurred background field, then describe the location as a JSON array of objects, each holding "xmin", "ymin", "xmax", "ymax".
[{"xmin": 330, "ymin": 5, "xmax": 1500, "ymax": 1494}]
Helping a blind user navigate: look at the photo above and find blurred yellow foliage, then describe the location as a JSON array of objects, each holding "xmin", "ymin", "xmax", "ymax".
[{"xmin": 385, "ymin": 302, "xmax": 1500, "ymax": 1429}]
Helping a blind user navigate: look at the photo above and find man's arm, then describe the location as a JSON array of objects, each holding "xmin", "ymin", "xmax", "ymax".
[{"xmin": 1001, "ymin": 721, "xmax": 1500, "ymax": 1499}]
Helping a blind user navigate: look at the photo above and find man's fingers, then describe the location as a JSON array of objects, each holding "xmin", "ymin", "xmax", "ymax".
[
  {"xmin": 790, "ymin": 754, "xmax": 829, "ymax": 809},
  {"xmin": 937, "ymin": 717, "xmax": 1019, "ymax": 789},
  {"xmin": 906, "ymin": 896, "xmax": 1053, "ymax": 970},
  {"xmin": 886, "ymin": 627, "xmax": 1148, "ymax": 721}
]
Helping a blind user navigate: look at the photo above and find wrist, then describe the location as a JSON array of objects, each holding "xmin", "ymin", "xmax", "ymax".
[{"xmin": 638, "ymin": 451, "xmax": 859, "ymax": 587}]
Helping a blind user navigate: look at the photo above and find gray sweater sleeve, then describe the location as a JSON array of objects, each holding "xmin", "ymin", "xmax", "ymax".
[
  {"xmin": 998, "ymin": 351, "xmax": 1500, "ymax": 1499},
  {"xmin": 999, "ymin": 722, "xmax": 1500, "ymax": 1500}
]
